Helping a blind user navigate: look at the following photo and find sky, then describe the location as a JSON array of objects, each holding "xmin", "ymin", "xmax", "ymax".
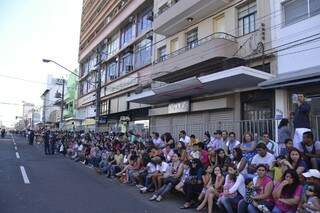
[{"xmin": 0, "ymin": 0, "xmax": 82, "ymax": 127}]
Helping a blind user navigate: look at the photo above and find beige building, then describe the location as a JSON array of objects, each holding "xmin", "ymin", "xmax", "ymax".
[
  {"xmin": 78, "ymin": 0, "xmax": 153, "ymax": 133},
  {"xmin": 128, "ymin": 0, "xmax": 277, "ymax": 139}
]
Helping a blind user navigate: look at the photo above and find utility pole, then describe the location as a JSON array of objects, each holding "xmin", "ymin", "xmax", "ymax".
[
  {"xmin": 60, "ymin": 79, "xmax": 65, "ymax": 130},
  {"xmin": 95, "ymin": 48, "xmax": 102, "ymax": 131}
]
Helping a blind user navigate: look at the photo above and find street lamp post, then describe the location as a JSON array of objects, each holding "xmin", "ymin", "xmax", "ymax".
[
  {"xmin": 42, "ymin": 58, "xmax": 100, "ymax": 131},
  {"xmin": 42, "ymin": 59, "xmax": 74, "ymax": 130}
]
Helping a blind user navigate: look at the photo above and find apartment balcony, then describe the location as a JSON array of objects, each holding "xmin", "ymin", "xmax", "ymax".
[
  {"xmin": 152, "ymin": 32, "xmax": 239, "ymax": 83},
  {"xmin": 154, "ymin": 0, "xmax": 231, "ymax": 36}
]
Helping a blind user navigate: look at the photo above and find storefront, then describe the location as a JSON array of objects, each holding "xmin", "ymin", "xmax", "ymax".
[
  {"xmin": 259, "ymin": 65, "xmax": 320, "ymax": 140},
  {"xmin": 128, "ymin": 66, "xmax": 274, "ymax": 140}
]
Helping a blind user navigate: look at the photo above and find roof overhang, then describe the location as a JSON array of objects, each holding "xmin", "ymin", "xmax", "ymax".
[
  {"xmin": 128, "ymin": 66, "xmax": 274, "ymax": 104},
  {"xmin": 259, "ymin": 65, "xmax": 320, "ymax": 89}
]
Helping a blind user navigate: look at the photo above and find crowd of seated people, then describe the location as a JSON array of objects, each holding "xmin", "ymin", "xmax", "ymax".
[{"xmin": 42, "ymin": 124, "xmax": 320, "ymax": 213}]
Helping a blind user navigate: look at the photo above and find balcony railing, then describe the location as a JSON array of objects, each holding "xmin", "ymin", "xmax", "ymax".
[
  {"xmin": 154, "ymin": 32, "xmax": 237, "ymax": 64},
  {"xmin": 155, "ymin": 0, "xmax": 180, "ymax": 18}
]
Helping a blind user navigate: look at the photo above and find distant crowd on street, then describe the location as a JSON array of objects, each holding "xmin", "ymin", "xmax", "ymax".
[{"xmin": 20, "ymin": 93, "xmax": 320, "ymax": 213}]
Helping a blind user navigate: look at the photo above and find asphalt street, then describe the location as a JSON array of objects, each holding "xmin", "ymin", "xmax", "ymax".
[{"xmin": 0, "ymin": 134, "xmax": 194, "ymax": 213}]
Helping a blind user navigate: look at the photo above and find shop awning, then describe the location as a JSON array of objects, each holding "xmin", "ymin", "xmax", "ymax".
[
  {"xmin": 259, "ymin": 65, "xmax": 320, "ymax": 89},
  {"xmin": 127, "ymin": 66, "xmax": 274, "ymax": 104}
]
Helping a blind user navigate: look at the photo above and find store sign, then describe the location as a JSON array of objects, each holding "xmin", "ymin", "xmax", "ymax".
[
  {"xmin": 168, "ymin": 101, "xmax": 190, "ymax": 114},
  {"xmin": 98, "ymin": 117, "xmax": 107, "ymax": 124},
  {"xmin": 84, "ymin": 118, "xmax": 96, "ymax": 126}
]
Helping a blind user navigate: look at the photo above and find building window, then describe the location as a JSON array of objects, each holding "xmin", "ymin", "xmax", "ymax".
[
  {"xmin": 107, "ymin": 61, "xmax": 118, "ymax": 81},
  {"xmin": 79, "ymin": 82, "xmax": 84, "ymax": 96},
  {"xmin": 137, "ymin": 9, "xmax": 153, "ymax": 35},
  {"xmin": 100, "ymin": 68, "xmax": 106, "ymax": 84},
  {"xmin": 238, "ymin": 1, "xmax": 257, "ymax": 36},
  {"xmin": 121, "ymin": 23, "xmax": 134, "ymax": 47},
  {"xmin": 283, "ymin": 0, "xmax": 320, "ymax": 26},
  {"xmin": 157, "ymin": 46, "xmax": 167, "ymax": 62},
  {"xmin": 119, "ymin": 52, "xmax": 133, "ymax": 76},
  {"xmin": 88, "ymin": 53, "xmax": 97, "ymax": 71},
  {"xmin": 186, "ymin": 28, "xmax": 198, "ymax": 49},
  {"xmin": 134, "ymin": 38, "xmax": 152, "ymax": 68},
  {"xmin": 107, "ymin": 34, "xmax": 120, "ymax": 56},
  {"xmin": 100, "ymin": 101, "xmax": 109, "ymax": 115}
]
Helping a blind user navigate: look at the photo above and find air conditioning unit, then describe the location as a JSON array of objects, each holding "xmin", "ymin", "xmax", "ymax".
[
  {"xmin": 134, "ymin": 86, "xmax": 143, "ymax": 94},
  {"xmin": 147, "ymin": 12, "xmax": 153, "ymax": 21},
  {"xmin": 128, "ymin": 16, "xmax": 135, "ymax": 23},
  {"xmin": 145, "ymin": 32, "xmax": 153, "ymax": 40},
  {"xmin": 110, "ymin": 75, "xmax": 117, "ymax": 80},
  {"xmin": 125, "ymin": 65, "xmax": 133, "ymax": 72},
  {"xmin": 106, "ymin": 16, "xmax": 111, "ymax": 23}
]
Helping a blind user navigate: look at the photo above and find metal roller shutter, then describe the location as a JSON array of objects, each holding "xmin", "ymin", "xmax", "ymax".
[
  {"xmin": 187, "ymin": 112, "xmax": 205, "ymax": 139},
  {"xmin": 209, "ymin": 110, "xmax": 235, "ymax": 133},
  {"xmin": 151, "ymin": 116, "xmax": 171, "ymax": 135}
]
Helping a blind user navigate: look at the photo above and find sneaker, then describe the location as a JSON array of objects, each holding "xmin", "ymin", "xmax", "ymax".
[
  {"xmin": 156, "ymin": 196, "xmax": 162, "ymax": 202},
  {"xmin": 149, "ymin": 195, "xmax": 157, "ymax": 201},
  {"xmin": 257, "ymin": 205, "xmax": 270, "ymax": 213},
  {"xmin": 140, "ymin": 187, "xmax": 147, "ymax": 193},
  {"xmin": 136, "ymin": 184, "xmax": 144, "ymax": 188}
]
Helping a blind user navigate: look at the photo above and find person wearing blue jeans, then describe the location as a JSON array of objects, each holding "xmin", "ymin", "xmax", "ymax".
[{"xmin": 218, "ymin": 193, "xmax": 242, "ymax": 213}]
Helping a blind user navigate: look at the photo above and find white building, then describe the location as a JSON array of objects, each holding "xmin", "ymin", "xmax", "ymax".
[
  {"xmin": 40, "ymin": 75, "xmax": 64, "ymax": 128},
  {"xmin": 259, "ymin": 0, "xmax": 320, "ymax": 139}
]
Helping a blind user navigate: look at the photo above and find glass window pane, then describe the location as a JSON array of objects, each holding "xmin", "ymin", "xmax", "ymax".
[
  {"xmin": 243, "ymin": 16, "xmax": 250, "ymax": 34},
  {"xmin": 310, "ymin": 0, "xmax": 320, "ymax": 16},
  {"xmin": 249, "ymin": 14, "xmax": 256, "ymax": 32},
  {"xmin": 283, "ymin": 0, "xmax": 308, "ymax": 26}
]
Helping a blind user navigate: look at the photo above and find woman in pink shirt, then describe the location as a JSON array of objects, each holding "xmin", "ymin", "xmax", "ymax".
[{"xmin": 272, "ymin": 169, "xmax": 303, "ymax": 213}]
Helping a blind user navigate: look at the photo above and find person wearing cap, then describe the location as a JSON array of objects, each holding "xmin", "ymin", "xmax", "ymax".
[
  {"xmin": 298, "ymin": 169, "xmax": 320, "ymax": 212},
  {"xmin": 303, "ymin": 169, "xmax": 320, "ymax": 186},
  {"xmin": 293, "ymin": 94, "xmax": 311, "ymax": 149}
]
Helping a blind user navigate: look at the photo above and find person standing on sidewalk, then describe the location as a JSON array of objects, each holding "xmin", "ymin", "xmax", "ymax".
[
  {"xmin": 44, "ymin": 129, "xmax": 50, "ymax": 155},
  {"xmin": 293, "ymin": 94, "xmax": 311, "ymax": 149},
  {"xmin": 50, "ymin": 131, "xmax": 57, "ymax": 155},
  {"xmin": 28, "ymin": 130, "xmax": 34, "ymax": 145}
]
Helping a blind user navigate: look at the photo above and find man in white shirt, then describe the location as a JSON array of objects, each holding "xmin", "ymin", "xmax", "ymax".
[
  {"xmin": 179, "ymin": 130, "xmax": 190, "ymax": 145},
  {"xmin": 207, "ymin": 130, "xmax": 224, "ymax": 151},
  {"xmin": 152, "ymin": 132, "xmax": 164, "ymax": 148},
  {"xmin": 260, "ymin": 132, "xmax": 279, "ymax": 157},
  {"xmin": 250, "ymin": 143, "xmax": 275, "ymax": 171},
  {"xmin": 226, "ymin": 132, "xmax": 241, "ymax": 156}
]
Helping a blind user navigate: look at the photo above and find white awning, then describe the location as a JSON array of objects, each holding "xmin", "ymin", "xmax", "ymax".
[
  {"xmin": 259, "ymin": 65, "xmax": 320, "ymax": 89},
  {"xmin": 128, "ymin": 66, "xmax": 274, "ymax": 104}
]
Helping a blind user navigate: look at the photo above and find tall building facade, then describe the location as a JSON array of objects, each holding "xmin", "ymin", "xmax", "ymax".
[
  {"xmin": 78, "ymin": 0, "xmax": 152, "ymax": 134},
  {"xmin": 260, "ymin": 0, "xmax": 320, "ymax": 140},
  {"xmin": 40, "ymin": 75, "xmax": 64, "ymax": 128},
  {"xmin": 129, "ymin": 0, "xmax": 276, "ymax": 139},
  {"xmin": 63, "ymin": 71, "xmax": 81, "ymax": 130},
  {"xmin": 78, "ymin": 0, "xmax": 320, "ymax": 140}
]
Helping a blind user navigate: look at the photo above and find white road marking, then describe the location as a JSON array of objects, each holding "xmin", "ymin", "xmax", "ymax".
[
  {"xmin": 14, "ymin": 146, "xmax": 18, "ymax": 150},
  {"xmin": 11, "ymin": 134, "xmax": 17, "ymax": 145},
  {"xmin": 16, "ymin": 152, "xmax": 20, "ymax": 159},
  {"xmin": 20, "ymin": 166, "xmax": 30, "ymax": 184}
]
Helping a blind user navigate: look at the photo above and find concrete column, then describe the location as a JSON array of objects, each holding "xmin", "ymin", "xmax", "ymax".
[
  {"xmin": 275, "ymin": 89, "xmax": 289, "ymax": 119},
  {"xmin": 234, "ymin": 93, "xmax": 241, "ymax": 138},
  {"xmin": 275, "ymin": 89, "xmax": 289, "ymax": 141}
]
